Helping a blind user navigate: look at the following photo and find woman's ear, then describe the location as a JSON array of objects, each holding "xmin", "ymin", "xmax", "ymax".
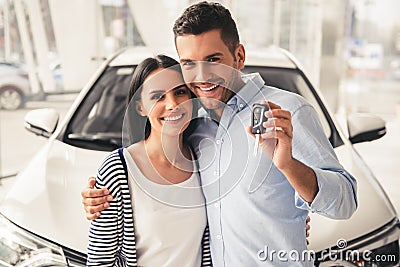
[{"xmin": 135, "ymin": 101, "xmax": 146, "ymax": 116}]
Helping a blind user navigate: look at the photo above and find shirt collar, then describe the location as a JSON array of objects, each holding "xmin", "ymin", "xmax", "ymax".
[{"xmin": 227, "ymin": 73, "xmax": 265, "ymax": 112}]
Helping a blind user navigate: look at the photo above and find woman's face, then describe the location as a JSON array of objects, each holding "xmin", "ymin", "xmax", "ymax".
[{"xmin": 137, "ymin": 68, "xmax": 193, "ymax": 138}]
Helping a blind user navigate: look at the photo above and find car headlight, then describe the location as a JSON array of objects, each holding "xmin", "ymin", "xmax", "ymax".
[
  {"xmin": 317, "ymin": 218, "xmax": 400, "ymax": 267},
  {"xmin": 0, "ymin": 213, "xmax": 68, "ymax": 266}
]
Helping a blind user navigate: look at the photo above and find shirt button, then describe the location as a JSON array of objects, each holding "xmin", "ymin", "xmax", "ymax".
[
  {"xmin": 214, "ymin": 171, "xmax": 219, "ymax": 176},
  {"xmin": 239, "ymin": 103, "xmax": 244, "ymax": 108},
  {"xmin": 214, "ymin": 203, "xmax": 219, "ymax": 208},
  {"xmin": 216, "ymin": 139, "xmax": 221, "ymax": 145},
  {"xmin": 216, "ymin": 234, "xmax": 222, "ymax": 240}
]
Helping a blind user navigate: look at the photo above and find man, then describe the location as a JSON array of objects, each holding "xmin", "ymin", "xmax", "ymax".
[{"xmin": 82, "ymin": 2, "xmax": 357, "ymax": 266}]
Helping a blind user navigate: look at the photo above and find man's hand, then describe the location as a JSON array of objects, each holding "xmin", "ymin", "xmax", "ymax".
[
  {"xmin": 246, "ymin": 101, "xmax": 318, "ymax": 202},
  {"xmin": 306, "ymin": 216, "xmax": 311, "ymax": 245},
  {"xmin": 81, "ymin": 177, "xmax": 113, "ymax": 220},
  {"xmin": 246, "ymin": 101, "xmax": 293, "ymax": 170}
]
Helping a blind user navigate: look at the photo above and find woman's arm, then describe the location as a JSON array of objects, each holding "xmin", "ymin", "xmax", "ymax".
[{"xmin": 86, "ymin": 154, "xmax": 123, "ymax": 266}]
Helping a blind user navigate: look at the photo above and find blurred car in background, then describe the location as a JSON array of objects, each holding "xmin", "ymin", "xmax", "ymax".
[
  {"xmin": 0, "ymin": 61, "xmax": 31, "ymax": 110},
  {"xmin": 0, "ymin": 47, "xmax": 398, "ymax": 266}
]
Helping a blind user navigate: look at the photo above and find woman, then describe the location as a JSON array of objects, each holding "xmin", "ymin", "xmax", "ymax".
[{"xmin": 86, "ymin": 55, "xmax": 210, "ymax": 267}]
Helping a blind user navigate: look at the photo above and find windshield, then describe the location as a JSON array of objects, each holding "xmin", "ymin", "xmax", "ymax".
[
  {"xmin": 64, "ymin": 66, "xmax": 135, "ymax": 151},
  {"xmin": 63, "ymin": 65, "xmax": 342, "ymax": 151}
]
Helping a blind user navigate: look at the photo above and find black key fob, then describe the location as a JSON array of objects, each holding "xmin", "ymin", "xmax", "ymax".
[{"xmin": 251, "ymin": 103, "xmax": 269, "ymax": 134}]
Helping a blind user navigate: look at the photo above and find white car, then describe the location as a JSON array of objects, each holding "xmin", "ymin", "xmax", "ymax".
[{"xmin": 0, "ymin": 47, "xmax": 398, "ymax": 266}]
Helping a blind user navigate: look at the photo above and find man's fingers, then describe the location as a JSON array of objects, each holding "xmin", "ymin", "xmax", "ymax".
[
  {"xmin": 257, "ymin": 100, "xmax": 282, "ymax": 113},
  {"xmin": 264, "ymin": 118, "xmax": 292, "ymax": 132},
  {"xmin": 81, "ymin": 187, "xmax": 110, "ymax": 198},
  {"xmin": 267, "ymin": 101, "xmax": 281, "ymax": 109},
  {"xmin": 82, "ymin": 176, "xmax": 112, "ymax": 221},
  {"xmin": 88, "ymin": 177, "xmax": 96, "ymax": 188},
  {"xmin": 261, "ymin": 129, "xmax": 293, "ymax": 140},
  {"xmin": 86, "ymin": 211, "xmax": 101, "ymax": 221},
  {"xmin": 306, "ymin": 215, "xmax": 311, "ymax": 241},
  {"xmin": 245, "ymin": 125, "xmax": 255, "ymax": 138},
  {"xmin": 264, "ymin": 109, "xmax": 291, "ymax": 120},
  {"xmin": 85, "ymin": 201, "xmax": 110, "ymax": 213},
  {"xmin": 82, "ymin": 194, "xmax": 113, "ymax": 206}
]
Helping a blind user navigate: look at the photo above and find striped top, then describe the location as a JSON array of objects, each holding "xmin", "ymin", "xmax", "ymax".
[{"xmin": 87, "ymin": 148, "xmax": 212, "ymax": 267}]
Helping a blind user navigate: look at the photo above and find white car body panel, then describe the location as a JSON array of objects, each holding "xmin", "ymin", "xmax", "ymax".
[
  {"xmin": 0, "ymin": 139, "xmax": 103, "ymax": 252},
  {"xmin": 308, "ymin": 144, "xmax": 396, "ymax": 251}
]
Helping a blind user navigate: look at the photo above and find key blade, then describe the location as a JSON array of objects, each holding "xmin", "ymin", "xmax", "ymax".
[{"xmin": 253, "ymin": 134, "xmax": 260, "ymax": 156}]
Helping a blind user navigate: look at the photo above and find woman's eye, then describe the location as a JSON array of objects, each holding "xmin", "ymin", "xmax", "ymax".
[
  {"xmin": 176, "ymin": 89, "xmax": 188, "ymax": 96},
  {"xmin": 151, "ymin": 94, "xmax": 164, "ymax": 100}
]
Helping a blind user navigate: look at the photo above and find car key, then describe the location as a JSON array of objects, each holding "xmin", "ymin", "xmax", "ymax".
[{"xmin": 251, "ymin": 103, "xmax": 269, "ymax": 156}]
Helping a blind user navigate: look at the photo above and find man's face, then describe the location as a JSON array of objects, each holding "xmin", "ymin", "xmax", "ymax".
[{"xmin": 175, "ymin": 29, "xmax": 245, "ymax": 116}]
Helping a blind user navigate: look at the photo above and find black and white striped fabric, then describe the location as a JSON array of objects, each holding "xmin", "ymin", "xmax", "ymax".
[{"xmin": 87, "ymin": 148, "xmax": 212, "ymax": 267}]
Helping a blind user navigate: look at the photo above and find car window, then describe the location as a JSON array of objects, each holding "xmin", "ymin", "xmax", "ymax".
[
  {"xmin": 64, "ymin": 66, "xmax": 135, "ymax": 151},
  {"xmin": 242, "ymin": 66, "xmax": 332, "ymax": 140}
]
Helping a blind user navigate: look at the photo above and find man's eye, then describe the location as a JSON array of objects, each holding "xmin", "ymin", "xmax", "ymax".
[{"xmin": 208, "ymin": 57, "xmax": 220, "ymax": 63}]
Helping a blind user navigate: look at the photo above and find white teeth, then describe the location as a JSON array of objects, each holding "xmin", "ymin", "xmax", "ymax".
[
  {"xmin": 163, "ymin": 114, "xmax": 184, "ymax": 121},
  {"xmin": 199, "ymin": 84, "xmax": 218, "ymax": 91}
]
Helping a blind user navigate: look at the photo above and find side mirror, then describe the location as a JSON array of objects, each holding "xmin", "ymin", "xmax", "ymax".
[
  {"xmin": 347, "ymin": 113, "xmax": 386, "ymax": 144},
  {"xmin": 24, "ymin": 108, "xmax": 59, "ymax": 138}
]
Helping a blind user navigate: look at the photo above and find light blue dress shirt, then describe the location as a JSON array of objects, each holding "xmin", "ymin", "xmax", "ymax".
[{"xmin": 189, "ymin": 73, "xmax": 358, "ymax": 266}]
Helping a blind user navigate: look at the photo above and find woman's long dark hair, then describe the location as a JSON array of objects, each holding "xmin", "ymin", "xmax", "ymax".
[{"xmin": 124, "ymin": 55, "xmax": 198, "ymax": 145}]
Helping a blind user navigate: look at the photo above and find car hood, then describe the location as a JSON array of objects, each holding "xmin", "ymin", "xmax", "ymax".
[
  {"xmin": 0, "ymin": 139, "xmax": 397, "ymax": 253},
  {"xmin": 0, "ymin": 138, "xmax": 106, "ymax": 253},
  {"xmin": 308, "ymin": 143, "xmax": 397, "ymax": 251}
]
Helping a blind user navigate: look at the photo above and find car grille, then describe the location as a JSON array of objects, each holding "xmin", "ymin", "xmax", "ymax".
[
  {"xmin": 316, "ymin": 218, "xmax": 400, "ymax": 266},
  {"xmin": 368, "ymin": 240, "xmax": 399, "ymax": 267},
  {"xmin": 62, "ymin": 246, "xmax": 87, "ymax": 266}
]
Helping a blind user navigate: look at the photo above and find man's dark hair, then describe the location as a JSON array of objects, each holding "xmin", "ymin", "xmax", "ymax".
[{"xmin": 173, "ymin": 1, "xmax": 240, "ymax": 55}]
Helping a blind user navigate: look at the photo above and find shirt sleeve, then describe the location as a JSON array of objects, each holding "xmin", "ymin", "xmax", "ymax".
[
  {"xmin": 291, "ymin": 104, "xmax": 358, "ymax": 219},
  {"xmin": 86, "ymin": 154, "xmax": 123, "ymax": 266}
]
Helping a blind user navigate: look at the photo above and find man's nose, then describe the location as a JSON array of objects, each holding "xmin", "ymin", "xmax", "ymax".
[
  {"xmin": 196, "ymin": 62, "xmax": 209, "ymax": 82},
  {"xmin": 186, "ymin": 61, "xmax": 211, "ymax": 83}
]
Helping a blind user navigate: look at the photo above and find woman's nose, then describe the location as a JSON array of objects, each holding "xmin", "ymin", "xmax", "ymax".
[{"xmin": 165, "ymin": 95, "xmax": 179, "ymax": 110}]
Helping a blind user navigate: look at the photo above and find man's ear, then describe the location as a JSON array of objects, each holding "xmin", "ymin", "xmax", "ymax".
[
  {"xmin": 235, "ymin": 44, "xmax": 245, "ymax": 70},
  {"xmin": 135, "ymin": 101, "xmax": 146, "ymax": 116}
]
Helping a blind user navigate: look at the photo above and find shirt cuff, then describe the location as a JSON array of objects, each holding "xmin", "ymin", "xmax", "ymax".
[{"xmin": 295, "ymin": 167, "xmax": 341, "ymax": 213}]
